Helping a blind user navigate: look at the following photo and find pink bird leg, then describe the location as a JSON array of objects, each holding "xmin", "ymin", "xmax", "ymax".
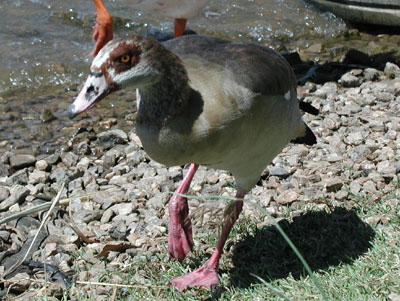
[
  {"xmin": 172, "ymin": 196, "xmax": 244, "ymax": 290},
  {"xmin": 168, "ymin": 163, "xmax": 199, "ymax": 261}
]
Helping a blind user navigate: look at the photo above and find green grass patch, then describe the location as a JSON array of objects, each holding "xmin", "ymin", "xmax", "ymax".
[{"xmin": 62, "ymin": 193, "xmax": 399, "ymax": 300}]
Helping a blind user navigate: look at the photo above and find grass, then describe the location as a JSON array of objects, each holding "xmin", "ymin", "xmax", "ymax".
[{"xmin": 52, "ymin": 190, "xmax": 400, "ymax": 301}]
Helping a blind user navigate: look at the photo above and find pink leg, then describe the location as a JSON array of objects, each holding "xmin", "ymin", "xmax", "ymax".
[
  {"xmin": 172, "ymin": 194, "xmax": 244, "ymax": 291},
  {"xmin": 168, "ymin": 163, "xmax": 199, "ymax": 261}
]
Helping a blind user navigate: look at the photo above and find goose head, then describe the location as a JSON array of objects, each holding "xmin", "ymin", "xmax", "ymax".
[{"xmin": 68, "ymin": 36, "xmax": 168, "ymax": 118}]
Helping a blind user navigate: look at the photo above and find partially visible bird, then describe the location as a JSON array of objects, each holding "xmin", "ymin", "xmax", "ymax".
[
  {"xmin": 68, "ymin": 34, "xmax": 317, "ymax": 290},
  {"xmin": 92, "ymin": 0, "xmax": 211, "ymax": 55}
]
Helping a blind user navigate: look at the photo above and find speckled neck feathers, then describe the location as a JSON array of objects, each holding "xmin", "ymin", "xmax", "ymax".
[{"xmin": 135, "ymin": 39, "xmax": 192, "ymax": 126}]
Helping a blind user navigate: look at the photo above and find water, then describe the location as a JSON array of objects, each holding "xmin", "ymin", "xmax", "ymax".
[{"xmin": 0, "ymin": 0, "xmax": 347, "ymax": 93}]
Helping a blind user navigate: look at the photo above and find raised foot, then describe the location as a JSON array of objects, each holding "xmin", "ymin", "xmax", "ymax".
[{"xmin": 172, "ymin": 265, "xmax": 219, "ymax": 291}]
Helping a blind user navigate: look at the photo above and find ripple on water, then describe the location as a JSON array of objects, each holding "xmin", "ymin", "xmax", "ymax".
[{"xmin": 0, "ymin": 0, "xmax": 347, "ymax": 93}]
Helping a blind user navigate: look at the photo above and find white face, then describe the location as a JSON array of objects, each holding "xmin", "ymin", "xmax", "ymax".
[{"xmin": 67, "ymin": 37, "xmax": 150, "ymax": 118}]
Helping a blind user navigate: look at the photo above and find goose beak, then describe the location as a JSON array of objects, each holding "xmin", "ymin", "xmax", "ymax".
[{"xmin": 67, "ymin": 71, "xmax": 111, "ymax": 119}]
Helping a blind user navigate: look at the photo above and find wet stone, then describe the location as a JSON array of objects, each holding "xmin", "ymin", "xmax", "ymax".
[
  {"xmin": 9, "ymin": 154, "xmax": 36, "ymax": 169},
  {"xmin": 44, "ymin": 153, "xmax": 60, "ymax": 166},
  {"xmin": 40, "ymin": 108, "xmax": 56, "ymax": 122},
  {"xmin": 98, "ymin": 129, "xmax": 128, "ymax": 150}
]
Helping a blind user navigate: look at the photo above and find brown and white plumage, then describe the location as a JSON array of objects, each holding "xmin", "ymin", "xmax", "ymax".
[{"xmin": 68, "ymin": 34, "xmax": 316, "ymax": 290}]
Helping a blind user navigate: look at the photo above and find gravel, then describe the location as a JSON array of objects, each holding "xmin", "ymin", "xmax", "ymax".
[{"xmin": 1, "ymin": 61, "xmax": 399, "ymax": 298}]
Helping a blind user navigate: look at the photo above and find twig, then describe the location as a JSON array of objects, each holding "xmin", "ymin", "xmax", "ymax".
[
  {"xmin": 0, "ymin": 192, "xmax": 95, "ymax": 225},
  {"xmin": 75, "ymin": 280, "xmax": 164, "ymax": 289},
  {"xmin": 111, "ymin": 282, "xmax": 118, "ymax": 301},
  {"xmin": 3, "ymin": 183, "xmax": 65, "ymax": 278}
]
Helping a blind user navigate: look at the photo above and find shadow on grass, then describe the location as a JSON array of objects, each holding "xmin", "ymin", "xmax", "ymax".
[{"xmin": 229, "ymin": 207, "xmax": 375, "ymax": 288}]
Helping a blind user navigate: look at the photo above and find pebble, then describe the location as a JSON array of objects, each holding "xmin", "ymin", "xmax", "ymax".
[
  {"xmin": 1, "ymin": 62, "xmax": 400, "ymax": 299},
  {"xmin": 9, "ymin": 154, "xmax": 36, "ymax": 169},
  {"xmin": 35, "ymin": 159, "xmax": 48, "ymax": 171},
  {"xmin": 0, "ymin": 185, "xmax": 30, "ymax": 211},
  {"xmin": 0, "ymin": 187, "xmax": 10, "ymax": 201},
  {"xmin": 276, "ymin": 189, "xmax": 298, "ymax": 205},
  {"xmin": 98, "ymin": 129, "xmax": 128, "ymax": 150},
  {"xmin": 339, "ymin": 72, "xmax": 360, "ymax": 87},
  {"xmin": 384, "ymin": 62, "xmax": 400, "ymax": 79},
  {"xmin": 325, "ymin": 178, "xmax": 344, "ymax": 192}
]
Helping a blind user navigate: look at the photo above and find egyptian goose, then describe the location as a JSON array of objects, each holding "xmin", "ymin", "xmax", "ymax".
[
  {"xmin": 68, "ymin": 34, "xmax": 317, "ymax": 290},
  {"xmin": 92, "ymin": 0, "xmax": 211, "ymax": 55}
]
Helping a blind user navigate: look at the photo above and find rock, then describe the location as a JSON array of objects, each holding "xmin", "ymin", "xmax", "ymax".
[
  {"xmin": 389, "ymin": 294, "xmax": 400, "ymax": 301},
  {"xmin": 7, "ymin": 272, "xmax": 31, "ymax": 292},
  {"xmin": 269, "ymin": 167, "xmax": 291, "ymax": 178},
  {"xmin": 28, "ymin": 170, "xmax": 48, "ymax": 184},
  {"xmin": 109, "ymin": 220, "xmax": 127, "ymax": 240},
  {"xmin": 127, "ymin": 149, "xmax": 147, "ymax": 167},
  {"xmin": 50, "ymin": 167, "xmax": 70, "ymax": 183},
  {"xmin": 326, "ymin": 155, "xmax": 344, "ymax": 163},
  {"xmin": 363, "ymin": 180, "xmax": 377, "ymax": 194},
  {"xmin": 76, "ymin": 141, "xmax": 91, "ymax": 155},
  {"xmin": 98, "ymin": 129, "xmax": 128, "ymax": 150},
  {"xmin": 0, "ymin": 163, "xmax": 9, "ymax": 177},
  {"xmin": 364, "ymin": 68, "xmax": 380, "ymax": 81},
  {"xmin": 103, "ymin": 153, "xmax": 117, "ymax": 169},
  {"xmin": 101, "ymin": 208, "xmax": 115, "ymax": 223},
  {"xmin": 72, "ymin": 210, "xmax": 102, "ymax": 224},
  {"xmin": 349, "ymin": 181, "xmax": 361, "ymax": 194},
  {"xmin": 9, "ymin": 154, "xmax": 36, "ymax": 169},
  {"xmin": 35, "ymin": 159, "xmax": 48, "ymax": 171},
  {"xmin": 0, "ymin": 187, "xmax": 10, "ymax": 201},
  {"xmin": 306, "ymin": 43, "xmax": 323, "ymax": 53},
  {"xmin": 335, "ymin": 189, "xmax": 348, "ymax": 201},
  {"xmin": 339, "ymin": 72, "xmax": 360, "ymax": 87},
  {"xmin": 384, "ymin": 62, "xmax": 400, "ymax": 79},
  {"xmin": 276, "ymin": 189, "xmax": 298, "ymax": 205},
  {"xmin": 68, "ymin": 178, "xmax": 83, "ymax": 192},
  {"xmin": 111, "ymin": 203, "xmax": 134, "ymax": 215},
  {"xmin": 61, "ymin": 152, "xmax": 79, "ymax": 167},
  {"xmin": 40, "ymin": 108, "xmax": 56, "ymax": 122},
  {"xmin": 0, "ymin": 185, "xmax": 30, "ymax": 211},
  {"xmin": 6, "ymin": 169, "xmax": 29, "ymax": 185},
  {"xmin": 147, "ymin": 192, "xmax": 168, "ymax": 209},
  {"xmin": 44, "ymin": 153, "xmax": 60, "ymax": 166},
  {"xmin": 77, "ymin": 157, "xmax": 91, "ymax": 170},
  {"xmin": 345, "ymin": 131, "xmax": 364, "ymax": 145},
  {"xmin": 325, "ymin": 178, "xmax": 343, "ymax": 192}
]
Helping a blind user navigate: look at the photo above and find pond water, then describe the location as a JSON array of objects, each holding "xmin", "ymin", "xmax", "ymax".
[{"xmin": 0, "ymin": 0, "xmax": 347, "ymax": 93}]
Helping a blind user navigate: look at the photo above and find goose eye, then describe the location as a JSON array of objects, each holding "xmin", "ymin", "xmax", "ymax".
[{"xmin": 120, "ymin": 55, "xmax": 131, "ymax": 64}]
